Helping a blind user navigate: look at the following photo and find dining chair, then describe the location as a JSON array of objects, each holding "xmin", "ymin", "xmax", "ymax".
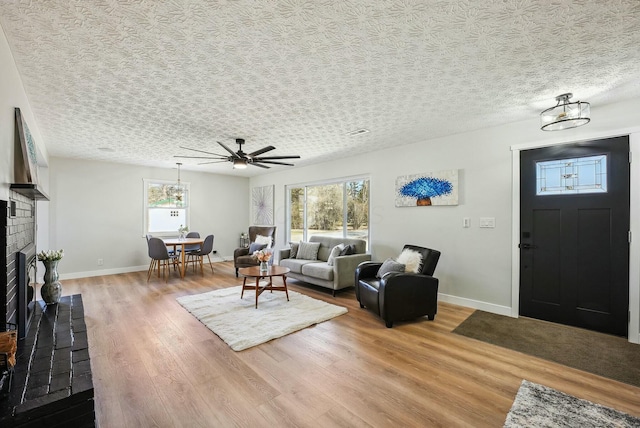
[
  {"xmin": 178, "ymin": 231, "xmax": 201, "ymax": 254},
  {"xmin": 147, "ymin": 237, "xmax": 179, "ymax": 282},
  {"xmin": 186, "ymin": 234, "xmax": 214, "ymax": 275},
  {"xmin": 147, "ymin": 233, "xmax": 175, "ymax": 255}
]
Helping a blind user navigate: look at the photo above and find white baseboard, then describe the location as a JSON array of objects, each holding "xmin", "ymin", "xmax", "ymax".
[
  {"xmin": 56, "ymin": 258, "xmax": 229, "ymax": 281},
  {"xmin": 438, "ymin": 293, "xmax": 513, "ymax": 317},
  {"xmin": 58, "ymin": 265, "xmax": 149, "ymax": 281}
]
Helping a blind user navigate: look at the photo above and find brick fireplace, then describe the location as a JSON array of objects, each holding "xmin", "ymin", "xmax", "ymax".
[
  {"xmin": 1, "ymin": 193, "xmax": 96, "ymax": 427},
  {"xmin": 1, "ymin": 193, "xmax": 36, "ymax": 338}
]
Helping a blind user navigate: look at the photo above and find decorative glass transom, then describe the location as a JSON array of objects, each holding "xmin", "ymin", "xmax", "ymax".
[{"xmin": 536, "ymin": 155, "xmax": 607, "ymax": 195}]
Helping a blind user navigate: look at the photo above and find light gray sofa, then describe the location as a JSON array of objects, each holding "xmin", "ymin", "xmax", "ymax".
[{"xmin": 278, "ymin": 235, "xmax": 371, "ymax": 296}]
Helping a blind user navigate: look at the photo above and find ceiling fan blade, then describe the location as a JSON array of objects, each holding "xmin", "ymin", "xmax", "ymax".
[
  {"xmin": 250, "ymin": 162, "xmax": 271, "ymax": 169},
  {"xmin": 253, "ymin": 155, "xmax": 301, "ymax": 160},
  {"xmin": 247, "ymin": 146, "xmax": 276, "ymax": 157},
  {"xmin": 255, "ymin": 160, "xmax": 296, "ymax": 166},
  {"xmin": 218, "ymin": 141, "xmax": 241, "ymax": 159},
  {"xmin": 179, "ymin": 146, "xmax": 228, "ymax": 157},
  {"xmin": 174, "ymin": 155, "xmax": 227, "ymax": 160},
  {"xmin": 197, "ymin": 160, "xmax": 230, "ymax": 165}
]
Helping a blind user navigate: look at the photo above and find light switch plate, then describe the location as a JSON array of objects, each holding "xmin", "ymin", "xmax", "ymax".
[{"xmin": 479, "ymin": 217, "xmax": 495, "ymax": 228}]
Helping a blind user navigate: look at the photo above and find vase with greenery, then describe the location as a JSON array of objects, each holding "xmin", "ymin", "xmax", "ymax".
[
  {"xmin": 178, "ymin": 224, "xmax": 189, "ymax": 240},
  {"xmin": 37, "ymin": 249, "xmax": 64, "ymax": 304}
]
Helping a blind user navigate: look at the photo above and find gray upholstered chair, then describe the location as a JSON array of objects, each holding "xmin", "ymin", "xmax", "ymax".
[
  {"xmin": 147, "ymin": 237, "xmax": 179, "ymax": 282},
  {"xmin": 233, "ymin": 226, "xmax": 276, "ymax": 277},
  {"xmin": 186, "ymin": 234, "xmax": 214, "ymax": 274}
]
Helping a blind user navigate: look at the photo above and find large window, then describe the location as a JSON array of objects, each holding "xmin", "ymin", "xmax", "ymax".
[
  {"xmin": 143, "ymin": 179, "xmax": 190, "ymax": 236},
  {"xmin": 287, "ymin": 177, "xmax": 370, "ymax": 247}
]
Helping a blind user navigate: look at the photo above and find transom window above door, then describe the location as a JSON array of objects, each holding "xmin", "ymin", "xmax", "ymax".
[{"xmin": 536, "ymin": 155, "xmax": 607, "ymax": 196}]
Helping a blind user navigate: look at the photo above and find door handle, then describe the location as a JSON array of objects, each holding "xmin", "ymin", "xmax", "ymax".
[{"xmin": 518, "ymin": 243, "xmax": 537, "ymax": 249}]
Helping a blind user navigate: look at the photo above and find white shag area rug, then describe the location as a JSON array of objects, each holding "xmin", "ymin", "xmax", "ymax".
[
  {"xmin": 177, "ymin": 285, "xmax": 348, "ymax": 351},
  {"xmin": 504, "ymin": 380, "xmax": 640, "ymax": 427}
]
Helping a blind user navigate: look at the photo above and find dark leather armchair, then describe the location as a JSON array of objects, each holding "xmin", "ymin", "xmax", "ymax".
[
  {"xmin": 355, "ymin": 245, "xmax": 440, "ymax": 328},
  {"xmin": 233, "ymin": 226, "xmax": 276, "ymax": 277}
]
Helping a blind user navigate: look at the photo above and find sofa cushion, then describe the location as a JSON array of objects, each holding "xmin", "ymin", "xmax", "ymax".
[
  {"xmin": 297, "ymin": 241, "xmax": 321, "ymax": 260},
  {"xmin": 280, "ymin": 258, "xmax": 318, "ymax": 274},
  {"xmin": 327, "ymin": 244, "xmax": 346, "ymax": 266},
  {"xmin": 339, "ymin": 244, "xmax": 355, "ymax": 256},
  {"xmin": 255, "ymin": 234, "xmax": 273, "ymax": 248},
  {"xmin": 301, "ymin": 262, "xmax": 334, "ymax": 281},
  {"xmin": 289, "ymin": 241, "xmax": 300, "ymax": 258},
  {"xmin": 377, "ymin": 258, "xmax": 405, "ymax": 278},
  {"xmin": 249, "ymin": 242, "xmax": 267, "ymax": 254},
  {"xmin": 310, "ymin": 236, "xmax": 364, "ymax": 260},
  {"xmin": 396, "ymin": 249, "xmax": 423, "ymax": 273}
]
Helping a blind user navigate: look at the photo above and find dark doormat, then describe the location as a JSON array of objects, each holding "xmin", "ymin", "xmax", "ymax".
[{"xmin": 452, "ymin": 310, "xmax": 640, "ymax": 388}]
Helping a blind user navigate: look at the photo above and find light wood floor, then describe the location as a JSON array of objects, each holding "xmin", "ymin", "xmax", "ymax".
[{"xmin": 57, "ymin": 261, "xmax": 640, "ymax": 427}]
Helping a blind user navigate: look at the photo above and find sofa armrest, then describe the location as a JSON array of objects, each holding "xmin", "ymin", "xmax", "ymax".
[
  {"xmin": 355, "ymin": 261, "xmax": 382, "ymax": 281},
  {"xmin": 333, "ymin": 253, "xmax": 372, "ymax": 288},
  {"xmin": 234, "ymin": 247, "xmax": 249, "ymax": 259},
  {"xmin": 278, "ymin": 248, "xmax": 291, "ymax": 262},
  {"xmin": 378, "ymin": 273, "xmax": 439, "ymax": 319}
]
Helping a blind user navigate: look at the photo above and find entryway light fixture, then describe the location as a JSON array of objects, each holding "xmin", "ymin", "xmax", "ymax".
[
  {"xmin": 174, "ymin": 162, "xmax": 188, "ymax": 207},
  {"xmin": 540, "ymin": 93, "xmax": 590, "ymax": 131}
]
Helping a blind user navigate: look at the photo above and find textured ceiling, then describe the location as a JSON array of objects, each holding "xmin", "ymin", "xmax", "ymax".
[{"xmin": 1, "ymin": 0, "xmax": 640, "ymax": 176}]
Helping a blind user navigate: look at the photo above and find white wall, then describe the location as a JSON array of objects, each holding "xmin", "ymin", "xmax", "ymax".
[
  {"xmin": 251, "ymin": 97, "xmax": 640, "ymax": 340},
  {"xmin": 0, "ymin": 23, "xmax": 50, "ymax": 251},
  {"xmin": 49, "ymin": 157, "xmax": 249, "ymax": 278}
]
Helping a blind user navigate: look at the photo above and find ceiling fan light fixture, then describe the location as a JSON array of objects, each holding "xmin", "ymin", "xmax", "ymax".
[
  {"xmin": 540, "ymin": 93, "xmax": 590, "ymax": 131},
  {"xmin": 233, "ymin": 158, "xmax": 248, "ymax": 169}
]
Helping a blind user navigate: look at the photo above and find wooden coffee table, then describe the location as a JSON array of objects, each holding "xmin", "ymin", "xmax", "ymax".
[{"xmin": 239, "ymin": 265, "xmax": 291, "ymax": 308}]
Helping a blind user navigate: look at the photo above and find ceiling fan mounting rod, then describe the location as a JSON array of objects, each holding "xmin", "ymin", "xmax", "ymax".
[{"xmin": 235, "ymin": 138, "xmax": 246, "ymax": 156}]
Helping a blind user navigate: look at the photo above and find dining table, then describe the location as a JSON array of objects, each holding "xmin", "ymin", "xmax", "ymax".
[{"xmin": 162, "ymin": 237, "xmax": 204, "ymax": 278}]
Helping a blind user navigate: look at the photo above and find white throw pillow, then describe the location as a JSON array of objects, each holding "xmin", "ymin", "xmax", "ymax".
[
  {"xmin": 396, "ymin": 249, "xmax": 423, "ymax": 273},
  {"xmin": 254, "ymin": 234, "xmax": 272, "ymax": 248},
  {"xmin": 327, "ymin": 243, "xmax": 346, "ymax": 266}
]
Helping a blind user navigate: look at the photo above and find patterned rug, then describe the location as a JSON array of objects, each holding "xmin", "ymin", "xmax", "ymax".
[
  {"xmin": 504, "ymin": 380, "xmax": 640, "ymax": 427},
  {"xmin": 177, "ymin": 285, "xmax": 347, "ymax": 351}
]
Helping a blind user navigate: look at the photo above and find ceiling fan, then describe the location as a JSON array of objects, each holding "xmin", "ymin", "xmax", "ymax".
[{"xmin": 175, "ymin": 138, "xmax": 300, "ymax": 169}]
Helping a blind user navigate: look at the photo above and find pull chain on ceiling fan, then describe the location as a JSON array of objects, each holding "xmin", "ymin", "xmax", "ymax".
[{"xmin": 175, "ymin": 138, "xmax": 300, "ymax": 169}]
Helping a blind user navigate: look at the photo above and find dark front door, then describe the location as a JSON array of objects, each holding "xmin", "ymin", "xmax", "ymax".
[{"xmin": 520, "ymin": 136, "xmax": 630, "ymax": 336}]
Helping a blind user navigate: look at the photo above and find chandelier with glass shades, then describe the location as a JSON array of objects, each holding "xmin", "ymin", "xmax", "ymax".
[{"xmin": 540, "ymin": 93, "xmax": 590, "ymax": 131}]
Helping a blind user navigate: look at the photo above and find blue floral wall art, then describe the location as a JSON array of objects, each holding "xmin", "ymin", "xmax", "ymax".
[{"xmin": 395, "ymin": 169, "xmax": 458, "ymax": 207}]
